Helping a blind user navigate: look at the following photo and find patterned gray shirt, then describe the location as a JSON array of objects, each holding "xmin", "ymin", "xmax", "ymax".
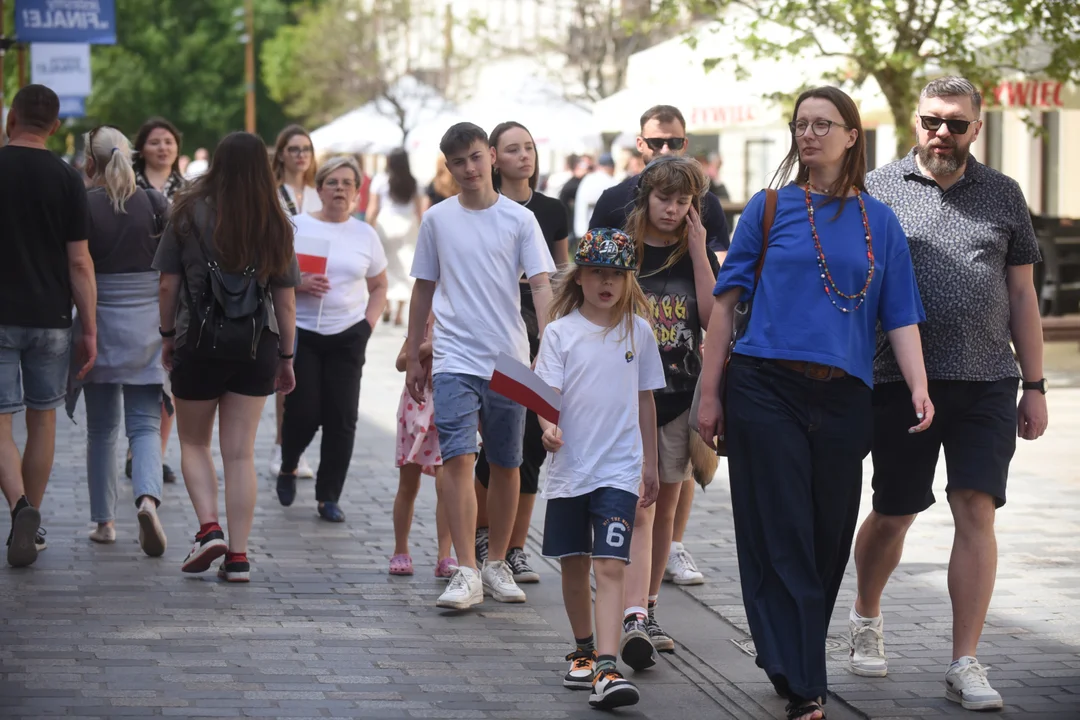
[{"xmin": 868, "ymin": 150, "xmax": 1041, "ymax": 383}]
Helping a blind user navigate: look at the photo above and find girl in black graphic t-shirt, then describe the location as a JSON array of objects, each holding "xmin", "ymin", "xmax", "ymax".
[
  {"xmin": 618, "ymin": 157, "xmax": 719, "ymax": 668},
  {"xmin": 473, "ymin": 122, "xmax": 569, "ymax": 584}
]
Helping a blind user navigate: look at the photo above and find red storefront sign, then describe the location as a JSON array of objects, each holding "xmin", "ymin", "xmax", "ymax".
[
  {"xmin": 986, "ymin": 80, "xmax": 1071, "ymax": 109},
  {"xmin": 688, "ymin": 104, "xmax": 759, "ymax": 129}
]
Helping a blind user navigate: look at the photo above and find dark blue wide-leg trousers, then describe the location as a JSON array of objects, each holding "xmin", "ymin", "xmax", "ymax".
[{"xmin": 725, "ymin": 354, "xmax": 873, "ymax": 701}]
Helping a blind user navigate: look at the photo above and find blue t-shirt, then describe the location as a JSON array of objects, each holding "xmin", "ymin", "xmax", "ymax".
[{"xmin": 713, "ymin": 184, "xmax": 925, "ymax": 387}]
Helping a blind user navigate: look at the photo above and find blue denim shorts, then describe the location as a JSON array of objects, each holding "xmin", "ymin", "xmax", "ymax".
[
  {"xmin": 432, "ymin": 372, "xmax": 525, "ymax": 468},
  {"xmin": 0, "ymin": 326, "xmax": 72, "ymax": 414},
  {"xmin": 542, "ymin": 487, "xmax": 638, "ymax": 563}
]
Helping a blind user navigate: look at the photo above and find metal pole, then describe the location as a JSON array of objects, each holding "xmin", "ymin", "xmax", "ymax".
[
  {"xmin": 17, "ymin": 43, "xmax": 25, "ymax": 88},
  {"xmin": 244, "ymin": 0, "xmax": 255, "ymax": 133}
]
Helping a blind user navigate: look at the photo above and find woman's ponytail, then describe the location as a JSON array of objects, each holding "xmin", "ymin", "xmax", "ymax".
[{"xmin": 87, "ymin": 126, "xmax": 137, "ymax": 213}]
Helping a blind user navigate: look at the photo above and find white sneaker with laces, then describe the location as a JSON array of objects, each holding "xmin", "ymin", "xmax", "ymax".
[
  {"xmin": 269, "ymin": 445, "xmax": 282, "ymax": 476},
  {"xmin": 848, "ymin": 607, "xmax": 887, "ymax": 677},
  {"xmin": 665, "ymin": 543, "xmax": 704, "ymax": 585},
  {"xmin": 296, "ymin": 454, "xmax": 315, "ymax": 479},
  {"xmin": 436, "ymin": 566, "xmax": 483, "ymax": 610},
  {"xmin": 945, "ymin": 657, "xmax": 1003, "ymax": 711},
  {"xmin": 481, "ymin": 559, "xmax": 526, "ymax": 603}
]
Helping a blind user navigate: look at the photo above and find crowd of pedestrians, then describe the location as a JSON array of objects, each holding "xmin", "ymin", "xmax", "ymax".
[{"xmin": 0, "ymin": 75, "xmax": 1051, "ymax": 719}]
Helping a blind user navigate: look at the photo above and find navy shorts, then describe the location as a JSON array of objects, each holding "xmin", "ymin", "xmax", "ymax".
[{"xmin": 542, "ymin": 487, "xmax": 638, "ymax": 563}]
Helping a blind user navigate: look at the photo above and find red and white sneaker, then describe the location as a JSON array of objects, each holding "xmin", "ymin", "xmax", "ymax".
[
  {"xmin": 181, "ymin": 525, "xmax": 227, "ymax": 573},
  {"xmin": 217, "ymin": 553, "xmax": 250, "ymax": 583}
]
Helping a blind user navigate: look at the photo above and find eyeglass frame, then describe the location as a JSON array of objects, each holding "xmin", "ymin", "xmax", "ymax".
[
  {"xmin": 918, "ymin": 115, "xmax": 976, "ymax": 136},
  {"xmin": 285, "ymin": 145, "xmax": 314, "ymax": 157},
  {"xmin": 322, "ymin": 178, "xmax": 358, "ymax": 190},
  {"xmin": 789, "ymin": 119, "xmax": 851, "ymax": 137},
  {"xmin": 640, "ymin": 137, "xmax": 687, "ymax": 152}
]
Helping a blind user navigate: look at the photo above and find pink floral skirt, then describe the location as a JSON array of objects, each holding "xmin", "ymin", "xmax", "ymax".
[{"xmin": 395, "ymin": 385, "xmax": 442, "ymax": 477}]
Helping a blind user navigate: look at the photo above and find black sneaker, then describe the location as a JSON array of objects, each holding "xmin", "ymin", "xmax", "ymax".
[
  {"xmin": 217, "ymin": 554, "xmax": 250, "ymax": 583},
  {"xmin": 620, "ymin": 613, "xmax": 656, "ymax": 671},
  {"xmin": 564, "ymin": 649, "xmax": 596, "ymax": 689},
  {"xmin": 647, "ymin": 606, "xmax": 675, "ymax": 653},
  {"xmin": 125, "ymin": 449, "xmax": 133, "ymax": 479},
  {"xmin": 276, "ymin": 472, "xmax": 297, "ymax": 506},
  {"xmin": 182, "ymin": 526, "xmax": 227, "ymax": 573},
  {"xmin": 475, "ymin": 526, "xmax": 489, "ymax": 565},
  {"xmin": 589, "ymin": 668, "xmax": 640, "ymax": 709},
  {"xmin": 163, "ymin": 464, "xmax": 177, "ymax": 484},
  {"xmin": 506, "ymin": 547, "xmax": 539, "ymax": 583},
  {"xmin": 6, "ymin": 501, "xmax": 41, "ymax": 568}
]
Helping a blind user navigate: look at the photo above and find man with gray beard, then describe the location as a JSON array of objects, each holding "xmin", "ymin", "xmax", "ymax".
[{"xmin": 847, "ymin": 76, "xmax": 1048, "ymax": 712}]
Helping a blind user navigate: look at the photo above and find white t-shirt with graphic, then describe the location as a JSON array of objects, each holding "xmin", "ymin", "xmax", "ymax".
[
  {"xmin": 292, "ymin": 214, "xmax": 387, "ymax": 335},
  {"xmin": 410, "ymin": 194, "xmax": 556, "ymax": 378},
  {"xmin": 534, "ymin": 310, "xmax": 666, "ymax": 499}
]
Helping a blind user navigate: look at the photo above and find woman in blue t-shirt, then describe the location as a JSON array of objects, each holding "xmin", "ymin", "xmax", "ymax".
[{"xmin": 697, "ymin": 87, "xmax": 934, "ymax": 720}]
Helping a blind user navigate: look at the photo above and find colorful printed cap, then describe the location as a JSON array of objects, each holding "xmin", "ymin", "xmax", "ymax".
[{"xmin": 574, "ymin": 228, "xmax": 636, "ymax": 271}]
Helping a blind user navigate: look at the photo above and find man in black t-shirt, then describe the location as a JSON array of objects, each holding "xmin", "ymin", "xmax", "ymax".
[
  {"xmin": 0, "ymin": 85, "xmax": 97, "ymax": 568},
  {"xmin": 590, "ymin": 106, "xmax": 730, "ymax": 260}
]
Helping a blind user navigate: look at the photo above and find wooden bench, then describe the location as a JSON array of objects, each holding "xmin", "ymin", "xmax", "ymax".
[{"xmin": 1042, "ymin": 315, "xmax": 1080, "ymax": 343}]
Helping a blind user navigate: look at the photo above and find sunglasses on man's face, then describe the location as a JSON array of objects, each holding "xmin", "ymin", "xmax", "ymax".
[
  {"xmin": 919, "ymin": 115, "xmax": 975, "ymax": 135},
  {"xmin": 641, "ymin": 137, "xmax": 686, "ymax": 152}
]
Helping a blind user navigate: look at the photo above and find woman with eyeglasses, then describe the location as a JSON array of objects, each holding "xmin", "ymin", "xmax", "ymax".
[
  {"xmin": 366, "ymin": 148, "xmax": 421, "ymax": 327},
  {"xmin": 696, "ymin": 87, "xmax": 933, "ymax": 720},
  {"xmin": 268, "ymin": 125, "xmax": 320, "ymax": 480},
  {"xmin": 276, "ymin": 156, "xmax": 389, "ymax": 522},
  {"xmin": 273, "ymin": 125, "xmax": 322, "ymax": 216},
  {"xmin": 66, "ymin": 125, "xmax": 169, "ymax": 556}
]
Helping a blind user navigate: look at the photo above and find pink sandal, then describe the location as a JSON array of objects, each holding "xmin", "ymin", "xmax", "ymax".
[
  {"xmin": 434, "ymin": 557, "xmax": 458, "ymax": 579},
  {"xmin": 389, "ymin": 554, "xmax": 414, "ymax": 576}
]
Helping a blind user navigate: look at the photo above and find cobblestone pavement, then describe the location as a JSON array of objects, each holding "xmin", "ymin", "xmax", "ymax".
[{"xmin": 2, "ymin": 329, "xmax": 1078, "ymax": 719}]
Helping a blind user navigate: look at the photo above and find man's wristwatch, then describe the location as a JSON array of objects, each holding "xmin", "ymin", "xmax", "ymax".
[{"xmin": 1022, "ymin": 378, "xmax": 1048, "ymax": 394}]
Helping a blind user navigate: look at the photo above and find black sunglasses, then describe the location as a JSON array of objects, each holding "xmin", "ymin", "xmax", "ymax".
[
  {"xmin": 919, "ymin": 115, "xmax": 974, "ymax": 135},
  {"xmin": 641, "ymin": 137, "xmax": 686, "ymax": 152}
]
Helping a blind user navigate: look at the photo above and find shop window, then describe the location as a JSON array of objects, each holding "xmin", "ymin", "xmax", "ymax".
[{"xmin": 744, "ymin": 138, "xmax": 776, "ymax": 195}]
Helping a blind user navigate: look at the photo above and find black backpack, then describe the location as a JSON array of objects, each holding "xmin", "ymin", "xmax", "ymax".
[{"xmin": 181, "ymin": 224, "xmax": 269, "ymax": 361}]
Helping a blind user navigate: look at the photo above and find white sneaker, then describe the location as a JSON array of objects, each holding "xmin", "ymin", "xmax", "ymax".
[
  {"xmin": 848, "ymin": 607, "xmax": 887, "ymax": 677},
  {"xmin": 296, "ymin": 454, "xmax": 315, "ymax": 479},
  {"xmin": 665, "ymin": 543, "xmax": 704, "ymax": 585},
  {"xmin": 481, "ymin": 559, "xmax": 526, "ymax": 603},
  {"xmin": 436, "ymin": 566, "xmax": 483, "ymax": 610},
  {"xmin": 269, "ymin": 445, "xmax": 282, "ymax": 476},
  {"xmin": 945, "ymin": 657, "xmax": 1003, "ymax": 711},
  {"xmin": 136, "ymin": 499, "xmax": 167, "ymax": 558}
]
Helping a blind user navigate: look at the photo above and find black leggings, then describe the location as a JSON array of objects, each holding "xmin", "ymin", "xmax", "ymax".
[{"xmin": 281, "ymin": 320, "xmax": 371, "ymax": 502}]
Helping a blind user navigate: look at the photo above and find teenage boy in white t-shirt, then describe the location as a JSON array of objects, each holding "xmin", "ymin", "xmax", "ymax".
[{"xmin": 407, "ymin": 123, "xmax": 556, "ymax": 610}]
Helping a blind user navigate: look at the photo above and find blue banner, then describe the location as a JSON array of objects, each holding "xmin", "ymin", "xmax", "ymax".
[
  {"xmin": 58, "ymin": 96, "xmax": 86, "ymax": 118},
  {"xmin": 15, "ymin": 0, "xmax": 117, "ymax": 45}
]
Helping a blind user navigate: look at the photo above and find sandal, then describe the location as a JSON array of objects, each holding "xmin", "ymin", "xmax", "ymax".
[
  {"xmin": 389, "ymin": 553, "xmax": 414, "ymax": 576},
  {"xmin": 434, "ymin": 557, "xmax": 458, "ymax": 579},
  {"xmin": 785, "ymin": 698, "xmax": 825, "ymax": 720}
]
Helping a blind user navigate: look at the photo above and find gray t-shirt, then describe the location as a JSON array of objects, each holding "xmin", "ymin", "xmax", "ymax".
[
  {"xmin": 87, "ymin": 187, "xmax": 162, "ymax": 274},
  {"xmin": 868, "ymin": 151, "xmax": 1041, "ymax": 383},
  {"xmin": 152, "ymin": 198, "xmax": 300, "ymax": 348}
]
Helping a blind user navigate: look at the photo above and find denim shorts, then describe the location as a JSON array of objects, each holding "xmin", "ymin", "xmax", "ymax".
[
  {"xmin": 432, "ymin": 372, "xmax": 525, "ymax": 468},
  {"xmin": 542, "ymin": 487, "xmax": 638, "ymax": 562},
  {"xmin": 0, "ymin": 326, "xmax": 72, "ymax": 414}
]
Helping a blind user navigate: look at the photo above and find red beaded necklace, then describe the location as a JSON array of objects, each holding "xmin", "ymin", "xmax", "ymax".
[{"xmin": 804, "ymin": 183, "xmax": 875, "ymax": 313}]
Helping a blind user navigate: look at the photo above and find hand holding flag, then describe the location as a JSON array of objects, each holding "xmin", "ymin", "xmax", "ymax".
[{"xmin": 294, "ymin": 235, "xmax": 331, "ymax": 329}]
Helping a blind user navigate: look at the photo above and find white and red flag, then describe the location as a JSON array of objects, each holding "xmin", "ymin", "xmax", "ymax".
[
  {"xmin": 490, "ymin": 352, "xmax": 561, "ymax": 425},
  {"xmin": 294, "ymin": 235, "xmax": 331, "ymax": 329}
]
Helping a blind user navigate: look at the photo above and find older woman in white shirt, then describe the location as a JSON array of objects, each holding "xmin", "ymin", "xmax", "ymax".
[{"xmin": 276, "ymin": 156, "xmax": 389, "ymax": 521}]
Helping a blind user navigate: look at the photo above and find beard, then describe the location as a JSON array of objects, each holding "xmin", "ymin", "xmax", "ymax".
[{"xmin": 917, "ymin": 136, "xmax": 971, "ymax": 175}]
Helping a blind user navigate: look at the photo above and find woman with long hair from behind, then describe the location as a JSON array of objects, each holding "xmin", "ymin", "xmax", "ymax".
[
  {"xmin": 154, "ymin": 132, "xmax": 300, "ymax": 583},
  {"xmin": 67, "ymin": 125, "xmax": 170, "ymax": 556},
  {"xmin": 366, "ymin": 148, "xmax": 421, "ymax": 326},
  {"xmin": 421, "ymin": 154, "xmax": 460, "ymax": 212},
  {"xmin": 697, "ymin": 87, "xmax": 932, "ymax": 719}
]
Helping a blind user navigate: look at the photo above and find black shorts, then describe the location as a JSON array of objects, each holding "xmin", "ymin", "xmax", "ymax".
[
  {"xmin": 871, "ymin": 378, "xmax": 1018, "ymax": 514},
  {"xmin": 170, "ymin": 331, "xmax": 279, "ymax": 401}
]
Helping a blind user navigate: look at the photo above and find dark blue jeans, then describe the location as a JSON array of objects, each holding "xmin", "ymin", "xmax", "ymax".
[{"xmin": 725, "ymin": 353, "xmax": 873, "ymax": 701}]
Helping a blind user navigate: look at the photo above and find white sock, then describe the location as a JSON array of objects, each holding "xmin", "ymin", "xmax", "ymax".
[
  {"xmin": 670, "ymin": 541, "xmax": 683, "ymax": 554},
  {"xmin": 951, "ymin": 656, "xmax": 977, "ymax": 669},
  {"xmin": 850, "ymin": 605, "xmax": 882, "ymax": 625},
  {"xmin": 624, "ymin": 606, "xmax": 647, "ymax": 620}
]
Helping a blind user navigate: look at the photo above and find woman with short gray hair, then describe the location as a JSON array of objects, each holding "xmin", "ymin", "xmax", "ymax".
[{"xmin": 276, "ymin": 155, "xmax": 389, "ymax": 521}]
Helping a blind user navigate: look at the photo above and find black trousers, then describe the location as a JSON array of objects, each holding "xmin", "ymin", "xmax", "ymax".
[
  {"xmin": 725, "ymin": 354, "xmax": 872, "ymax": 701},
  {"xmin": 281, "ymin": 320, "xmax": 371, "ymax": 503}
]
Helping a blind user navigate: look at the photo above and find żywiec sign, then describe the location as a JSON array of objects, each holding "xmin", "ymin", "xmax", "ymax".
[
  {"xmin": 985, "ymin": 80, "xmax": 1078, "ymax": 110},
  {"xmin": 689, "ymin": 104, "xmax": 760, "ymax": 131},
  {"xmin": 15, "ymin": 0, "xmax": 117, "ymax": 45}
]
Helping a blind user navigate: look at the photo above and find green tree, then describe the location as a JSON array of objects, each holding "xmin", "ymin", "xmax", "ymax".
[{"xmin": 680, "ymin": 0, "xmax": 1080, "ymax": 156}]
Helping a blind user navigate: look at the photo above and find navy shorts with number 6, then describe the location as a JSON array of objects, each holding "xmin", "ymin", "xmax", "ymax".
[{"xmin": 542, "ymin": 487, "xmax": 638, "ymax": 563}]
